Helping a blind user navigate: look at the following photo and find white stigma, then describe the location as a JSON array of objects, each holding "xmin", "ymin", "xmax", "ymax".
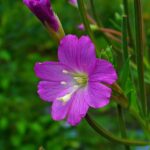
[
  {"xmin": 73, "ymin": 85, "xmax": 79, "ymax": 89},
  {"xmin": 60, "ymin": 81, "xmax": 67, "ymax": 85},
  {"xmin": 57, "ymin": 93, "xmax": 72, "ymax": 103},
  {"xmin": 56, "ymin": 86, "xmax": 78, "ymax": 103},
  {"xmin": 62, "ymin": 70, "xmax": 69, "ymax": 74}
]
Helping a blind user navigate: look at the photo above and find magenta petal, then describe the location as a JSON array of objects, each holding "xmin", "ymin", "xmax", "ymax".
[
  {"xmin": 51, "ymin": 99, "xmax": 72, "ymax": 121},
  {"xmin": 89, "ymin": 59, "xmax": 117, "ymax": 84},
  {"xmin": 77, "ymin": 36, "xmax": 96, "ymax": 73},
  {"xmin": 58, "ymin": 35, "xmax": 96, "ymax": 73},
  {"xmin": 34, "ymin": 61, "xmax": 72, "ymax": 81},
  {"xmin": 86, "ymin": 82, "xmax": 111, "ymax": 108},
  {"xmin": 37, "ymin": 81, "xmax": 72, "ymax": 102},
  {"xmin": 58, "ymin": 35, "xmax": 78, "ymax": 70},
  {"xmin": 67, "ymin": 89, "xmax": 89, "ymax": 126}
]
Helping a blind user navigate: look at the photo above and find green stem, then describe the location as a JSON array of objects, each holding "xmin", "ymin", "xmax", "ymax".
[
  {"xmin": 117, "ymin": 105, "xmax": 127, "ymax": 137},
  {"xmin": 85, "ymin": 113, "xmax": 150, "ymax": 146},
  {"xmin": 121, "ymin": 15, "xmax": 140, "ymax": 111},
  {"xmin": 122, "ymin": 0, "xmax": 135, "ymax": 48},
  {"xmin": 133, "ymin": 0, "xmax": 147, "ymax": 117},
  {"xmin": 77, "ymin": 0, "xmax": 96, "ymax": 45},
  {"xmin": 117, "ymin": 105, "xmax": 130, "ymax": 150},
  {"xmin": 88, "ymin": 1, "xmax": 113, "ymax": 47},
  {"xmin": 122, "ymin": 15, "xmax": 128, "ymax": 61},
  {"xmin": 112, "ymin": 84, "xmax": 150, "ymax": 133},
  {"xmin": 129, "ymin": 108, "xmax": 150, "ymax": 136},
  {"xmin": 121, "ymin": 16, "xmax": 131, "ymax": 88},
  {"xmin": 89, "ymin": 0, "xmax": 102, "ymax": 26}
]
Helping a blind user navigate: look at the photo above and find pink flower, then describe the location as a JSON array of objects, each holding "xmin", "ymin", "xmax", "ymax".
[{"xmin": 34, "ymin": 35, "xmax": 117, "ymax": 126}]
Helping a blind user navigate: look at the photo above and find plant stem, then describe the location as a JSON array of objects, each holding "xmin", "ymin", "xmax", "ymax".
[
  {"xmin": 77, "ymin": 0, "xmax": 96, "ymax": 45},
  {"xmin": 129, "ymin": 108, "xmax": 150, "ymax": 136},
  {"xmin": 88, "ymin": 1, "xmax": 115, "ymax": 51},
  {"xmin": 121, "ymin": 15, "xmax": 131, "ymax": 87},
  {"xmin": 122, "ymin": 0, "xmax": 134, "ymax": 49},
  {"xmin": 133, "ymin": 0, "xmax": 147, "ymax": 117},
  {"xmin": 111, "ymin": 83, "xmax": 150, "ymax": 133},
  {"xmin": 89, "ymin": 0, "xmax": 102, "ymax": 26},
  {"xmin": 122, "ymin": 16, "xmax": 128, "ymax": 61},
  {"xmin": 117, "ymin": 105, "xmax": 130, "ymax": 150},
  {"xmin": 117, "ymin": 16, "xmax": 130, "ymax": 150},
  {"xmin": 117, "ymin": 105, "xmax": 127, "ymax": 138},
  {"xmin": 85, "ymin": 113, "xmax": 150, "ymax": 146}
]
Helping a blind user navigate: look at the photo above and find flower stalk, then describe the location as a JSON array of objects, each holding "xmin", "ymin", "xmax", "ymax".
[
  {"xmin": 122, "ymin": 0, "xmax": 134, "ymax": 48},
  {"xmin": 111, "ymin": 83, "xmax": 150, "ymax": 133},
  {"xmin": 89, "ymin": 0, "xmax": 101, "ymax": 27},
  {"xmin": 77, "ymin": 0, "xmax": 96, "ymax": 46},
  {"xmin": 45, "ymin": 18, "xmax": 65, "ymax": 42},
  {"xmin": 122, "ymin": 15, "xmax": 128, "ymax": 61},
  {"xmin": 117, "ymin": 15, "xmax": 130, "ymax": 150},
  {"xmin": 133, "ymin": 0, "xmax": 147, "ymax": 117},
  {"xmin": 117, "ymin": 105, "xmax": 130, "ymax": 150},
  {"xmin": 85, "ymin": 113, "xmax": 150, "ymax": 146}
]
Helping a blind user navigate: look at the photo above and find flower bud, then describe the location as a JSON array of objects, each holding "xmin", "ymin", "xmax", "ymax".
[{"xmin": 23, "ymin": 0, "xmax": 64, "ymax": 40}]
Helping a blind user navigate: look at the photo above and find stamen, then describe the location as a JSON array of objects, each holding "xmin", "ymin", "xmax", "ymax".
[
  {"xmin": 62, "ymin": 70, "xmax": 68, "ymax": 74},
  {"xmin": 60, "ymin": 81, "xmax": 67, "ymax": 85},
  {"xmin": 57, "ymin": 93, "xmax": 72, "ymax": 103},
  {"xmin": 56, "ymin": 86, "xmax": 78, "ymax": 103},
  {"xmin": 73, "ymin": 85, "xmax": 79, "ymax": 89}
]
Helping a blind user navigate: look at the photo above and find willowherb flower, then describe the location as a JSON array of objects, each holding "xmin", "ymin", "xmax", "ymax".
[
  {"xmin": 23, "ymin": 0, "xmax": 59, "ymax": 31},
  {"xmin": 34, "ymin": 35, "xmax": 117, "ymax": 126},
  {"xmin": 69, "ymin": 0, "xmax": 77, "ymax": 7}
]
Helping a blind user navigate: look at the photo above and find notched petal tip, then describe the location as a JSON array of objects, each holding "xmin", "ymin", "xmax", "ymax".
[
  {"xmin": 51, "ymin": 100, "xmax": 71, "ymax": 121},
  {"xmin": 79, "ymin": 35, "xmax": 92, "ymax": 42},
  {"xmin": 59, "ymin": 34, "xmax": 78, "ymax": 44},
  {"xmin": 67, "ymin": 116, "xmax": 82, "ymax": 126},
  {"xmin": 51, "ymin": 113, "xmax": 63, "ymax": 121}
]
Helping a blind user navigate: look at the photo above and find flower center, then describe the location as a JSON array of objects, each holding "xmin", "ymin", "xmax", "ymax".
[
  {"xmin": 73, "ymin": 73, "xmax": 88, "ymax": 87},
  {"xmin": 57, "ymin": 71, "xmax": 88, "ymax": 104}
]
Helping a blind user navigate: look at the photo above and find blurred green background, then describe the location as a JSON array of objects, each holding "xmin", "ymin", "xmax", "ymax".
[{"xmin": 0, "ymin": 0, "xmax": 150, "ymax": 150}]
